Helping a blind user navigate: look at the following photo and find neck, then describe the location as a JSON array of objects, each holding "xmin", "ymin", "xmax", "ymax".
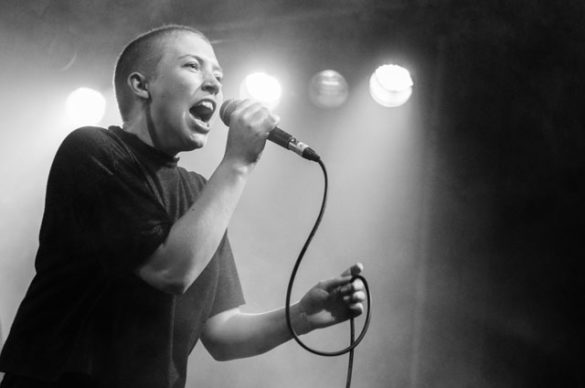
[{"xmin": 123, "ymin": 113, "xmax": 176, "ymax": 157}]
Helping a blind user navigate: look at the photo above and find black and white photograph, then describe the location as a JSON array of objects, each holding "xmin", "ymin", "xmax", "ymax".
[{"xmin": 1, "ymin": 1, "xmax": 584, "ymax": 387}]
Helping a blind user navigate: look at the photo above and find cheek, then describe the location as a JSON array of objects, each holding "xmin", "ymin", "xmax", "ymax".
[
  {"xmin": 151, "ymin": 87, "xmax": 185, "ymax": 116},
  {"xmin": 149, "ymin": 75, "xmax": 197, "ymax": 118},
  {"xmin": 153, "ymin": 73, "xmax": 191, "ymax": 98}
]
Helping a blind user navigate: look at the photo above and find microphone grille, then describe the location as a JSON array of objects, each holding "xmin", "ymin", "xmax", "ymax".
[{"xmin": 219, "ymin": 99, "xmax": 239, "ymax": 126}]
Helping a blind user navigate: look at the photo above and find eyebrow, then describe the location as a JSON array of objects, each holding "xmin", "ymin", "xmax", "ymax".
[{"xmin": 179, "ymin": 54, "xmax": 223, "ymax": 74}]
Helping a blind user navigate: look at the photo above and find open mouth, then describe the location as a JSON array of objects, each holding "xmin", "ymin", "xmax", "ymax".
[{"xmin": 189, "ymin": 100, "xmax": 216, "ymax": 124}]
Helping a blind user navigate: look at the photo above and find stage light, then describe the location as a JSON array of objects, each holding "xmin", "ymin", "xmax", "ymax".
[
  {"xmin": 369, "ymin": 64, "xmax": 413, "ymax": 108},
  {"xmin": 240, "ymin": 72, "xmax": 282, "ymax": 109},
  {"xmin": 309, "ymin": 69, "xmax": 349, "ymax": 108},
  {"xmin": 65, "ymin": 87, "xmax": 106, "ymax": 126}
]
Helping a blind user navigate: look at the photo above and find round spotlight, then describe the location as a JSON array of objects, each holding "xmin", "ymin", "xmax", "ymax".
[
  {"xmin": 240, "ymin": 72, "xmax": 282, "ymax": 109},
  {"xmin": 309, "ymin": 69, "xmax": 349, "ymax": 108},
  {"xmin": 65, "ymin": 87, "xmax": 106, "ymax": 126},
  {"xmin": 369, "ymin": 64, "xmax": 413, "ymax": 108}
]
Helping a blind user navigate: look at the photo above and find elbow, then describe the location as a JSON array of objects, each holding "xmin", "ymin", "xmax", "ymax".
[
  {"xmin": 202, "ymin": 333, "xmax": 249, "ymax": 361},
  {"xmin": 208, "ymin": 349, "xmax": 233, "ymax": 362},
  {"xmin": 204, "ymin": 340, "xmax": 235, "ymax": 361},
  {"xmin": 137, "ymin": 244, "xmax": 208, "ymax": 294},
  {"xmin": 158, "ymin": 279, "xmax": 191, "ymax": 295},
  {"xmin": 155, "ymin": 272, "xmax": 197, "ymax": 295},
  {"xmin": 205, "ymin": 341, "xmax": 265, "ymax": 361},
  {"xmin": 137, "ymin": 266, "xmax": 194, "ymax": 295}
]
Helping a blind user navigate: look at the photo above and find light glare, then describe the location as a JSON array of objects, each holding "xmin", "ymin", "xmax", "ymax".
[
  {"xmin": 369, "ymin": 64, "xmax": 413, "ymax": 108},
  {"xmin": 240, "ymin": 72, "xmax": 282, "ymax": 109},
  {"xmin": 309, "ymin": 69, "xmax": 349, "ymax": 108},
  {"xmin": 65, "ymin": 87, "xmax": 106, "ymax": 126}
]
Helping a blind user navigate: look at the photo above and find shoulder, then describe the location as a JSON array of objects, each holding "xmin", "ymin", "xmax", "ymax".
[
  {"xmin": 56, "ymin": 126, "xmax": 128, "ymax": 163},
  {"xmin": 49, "ymin": 126, "xmax": 139, "ymax": 184},
  {"xmin": 60, "ymin": 126, "xmax": 115, "ymax": 153}
]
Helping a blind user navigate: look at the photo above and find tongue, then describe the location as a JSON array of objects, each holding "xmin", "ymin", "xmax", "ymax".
[{"xmin": 190, "ymin": 106, "xmax": 212, "ymax": 121}]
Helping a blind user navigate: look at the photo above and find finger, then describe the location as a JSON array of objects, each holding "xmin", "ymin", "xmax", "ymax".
[
  {"xmin": 348, "ymin": 302, "xmax": 364, "ymax": 316},
  {"xmin": 319, "ymin": 276, "xmax": 353, "ymax": 292},
  {"xmin": 352, "ymin": 278, "xmax": 365, "ymax": 291},
  {"xmin": 340, "ymin": 262, "xmax": 363, "ymax": 277},
  {"xmin": 338, "ymin": 282, "xmax": 356, "ymax": 296},
  {"xmin": 338, "ymin": 279, "xmax": 366, "ymax": 296},
  {"xmin": 231, "ymin": 99, "xmax": 256, "ymax": 120},
  {"xmin": 247, "ymin": 105, "xmax": 280, "ymax": 137},
  {"xmin": 342, "ymin": 290, "xmax": 366, "ymax": 303},
  {"xmin": 233, "ymin": 100, "xmax": 267, "ymax": 125}
]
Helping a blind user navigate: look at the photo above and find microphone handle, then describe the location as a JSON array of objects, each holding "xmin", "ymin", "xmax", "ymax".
[
  {"xmin": 268, "ymin": 127, "xmax": 320, "ymax": 162},
  {"xmin": 220, "ymin": 99, "xmax": 320, "ymax": 162}
]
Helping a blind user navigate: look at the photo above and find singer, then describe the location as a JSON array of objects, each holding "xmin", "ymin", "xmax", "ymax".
[{"xmin": 0, "ymin": 25, "xmax": 365, "ymax": 388}]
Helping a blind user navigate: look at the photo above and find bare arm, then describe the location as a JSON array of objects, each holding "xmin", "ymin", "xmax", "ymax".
[
  {"xmin": 137, "ymin": 100, "xmax": 277, "ymax": 294},
  {"xmin": 200, "ymin": 304, "xmax": 308, "ymax": 361},
  {"xmin": 201, "ymin": 264, "xmax": 365, "ymax": 361}
]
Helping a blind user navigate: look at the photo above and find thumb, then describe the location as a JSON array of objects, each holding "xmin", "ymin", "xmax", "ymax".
[{"xmin": 341, "ymin": 262, "xmax": 363, "ymax": 277}]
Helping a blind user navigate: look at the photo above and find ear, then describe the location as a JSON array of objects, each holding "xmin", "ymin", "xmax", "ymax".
[{"xmin": 128, "ymin": 72, "xmax": 150, "ymax": 100}]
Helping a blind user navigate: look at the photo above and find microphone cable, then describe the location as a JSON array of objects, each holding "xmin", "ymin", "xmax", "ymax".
[{"xmin": 284, "ymin": 158, "xmax": 372, "ymax": 388}]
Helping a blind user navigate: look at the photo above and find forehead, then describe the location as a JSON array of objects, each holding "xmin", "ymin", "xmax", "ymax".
[{"xmin": 158, "ymin": 32, "xmax": 219, "ymax": 67}]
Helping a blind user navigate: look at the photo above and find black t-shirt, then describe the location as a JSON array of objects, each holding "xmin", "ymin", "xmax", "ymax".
[{"xmin": 0, "ymin": 126, "xmax": 245, "ymax": 387}]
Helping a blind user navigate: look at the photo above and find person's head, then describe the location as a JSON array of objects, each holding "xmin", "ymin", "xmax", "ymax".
[{"xmin": 114, "ymin": 25, "xmax": 223, "ymax": 155}]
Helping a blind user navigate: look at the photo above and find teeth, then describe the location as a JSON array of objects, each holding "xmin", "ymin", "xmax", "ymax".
[{"xmin": 198, "ymin": 101, "xmax": 214, "ymax": 110}]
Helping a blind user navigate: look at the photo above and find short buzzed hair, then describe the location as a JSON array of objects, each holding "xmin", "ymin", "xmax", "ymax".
[{"xmin": 114, "ymin": 25, "xmax": 210, "ymax": 122}]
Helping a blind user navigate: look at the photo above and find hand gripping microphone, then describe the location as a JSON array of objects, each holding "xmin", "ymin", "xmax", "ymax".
[{"xmin": 219, "ymin": 99, "xmax": 321, "ymax": 162}]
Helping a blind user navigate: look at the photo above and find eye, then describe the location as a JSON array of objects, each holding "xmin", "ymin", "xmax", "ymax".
[
  {"xmin": 185, "ymin": 62, "xmax": 201, "ymax": 71},
  {"xmin": 214, "ymin": 73, "xmax": 224, "ymax": 83}
]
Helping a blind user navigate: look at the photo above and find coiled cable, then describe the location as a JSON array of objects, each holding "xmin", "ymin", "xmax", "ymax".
[{"xmin": 284, "ymin": 158, "xmax": 372, "ymax": 388}]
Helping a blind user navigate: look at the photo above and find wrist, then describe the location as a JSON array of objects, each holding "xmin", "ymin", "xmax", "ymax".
[
  {"xmin": 289, "ymin": 303, "xmax": 312, "ymax": 335},
  {"xmin": 218, "ymin": 157, "xmax": 256, "ymax": 178}
]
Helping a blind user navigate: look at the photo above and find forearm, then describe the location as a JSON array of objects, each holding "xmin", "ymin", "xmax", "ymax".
[
  {"xmin": 202, "ymin": 264, "xmax": 366, "ymax": 361},
  {"xmin": 202, "ymin": 303, "xmax": 310, "ymax": 361},
  {"xmin": 138, "ymin": 159, "xmax": 253, "ymax": 294}
]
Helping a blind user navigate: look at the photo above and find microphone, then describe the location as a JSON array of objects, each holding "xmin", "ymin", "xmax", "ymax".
[{"xmin": 219, "ymin": 99, "xmax": 320, "ymax": 162}]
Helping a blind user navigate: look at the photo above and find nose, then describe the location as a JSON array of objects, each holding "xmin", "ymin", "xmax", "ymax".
[{"xmin": 202, "ymin": 71, "xmax": 221, "ymax": 95}]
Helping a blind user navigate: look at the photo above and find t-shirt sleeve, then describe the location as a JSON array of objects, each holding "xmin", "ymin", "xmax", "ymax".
[
  {"xmin": 43, "ymin": 127, "xmax": 172, "ymax": 275},
  {"xmin": 209, "ymin": 233, "xmax": 245, "ymax": 317}
]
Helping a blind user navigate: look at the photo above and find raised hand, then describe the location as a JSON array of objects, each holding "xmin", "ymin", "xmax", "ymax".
[
  {"xmin": 298, "ymin": 263, "xmax": 366, "ymax": 332},
  {"xmin": 223, "ymin": 99, "xmax": 279, "ymax": 166}
]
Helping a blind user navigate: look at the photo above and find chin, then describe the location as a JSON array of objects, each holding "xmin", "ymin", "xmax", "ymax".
[{"xmin": 186, "ymin": 134, "xmax": 208, "ymax": 150}]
